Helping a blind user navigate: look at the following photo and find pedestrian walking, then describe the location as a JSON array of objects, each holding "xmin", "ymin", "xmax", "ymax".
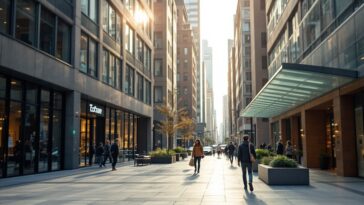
[
  {"xmin": 227, "ymin": 142, "xmax": 236, "ymax": 166},
  {"xmin": 192, "ymin": 139, "xmax": 204, "ymax": 174},
  {"xmin": 285, "ymin": 140, "xmax": 293, "ymax": 159},
  {"xmin": 110, "ymin": 140, "xmax": 119, "ymax": 171},
  {"xmin": 238, "ymin": 135, "xmax": 256, "ymax": 192},
  {"xmin": 96, "ymin": 143, "xmax": 104, "ymax": 167},
  {"xmin": 103, "ymin": 140, "xmax": 112, "ymax": 166},
  {"xmin": 277, "ymin": 139, "xmax": 284, "ymax": 155}
]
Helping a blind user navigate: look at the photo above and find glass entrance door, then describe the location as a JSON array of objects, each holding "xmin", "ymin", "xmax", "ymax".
[
  {"xmin": 79, "ymin": 116, "xmax": 98, "ymax": 167},
  {"xmin": 355, "ymin": 107, "xmax": 364, "ymax": 177}
]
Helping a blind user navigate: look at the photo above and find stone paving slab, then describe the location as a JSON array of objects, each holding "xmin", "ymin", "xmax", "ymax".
[{"xmin": 1, "ymin": 156, "xmax": 364, "ymax": 204}]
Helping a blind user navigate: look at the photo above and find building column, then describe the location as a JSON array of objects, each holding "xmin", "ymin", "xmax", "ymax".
[
  {"xmin": 279, "ymin": 119, "xmax": 287, "ymax": 142},
  {"xmin": 301, "ymin": 110, "xmax": 326, "ymax": 168},
  {"xmin": 333, "ymin": 95, "xmax": 357, "ymax": 176},
  {"xmin": 64, "ymin": 91, "xmax": 81, "ymax": 170},
  {"xmin": 290, "ymin": 116, "xmax": 299, "ymax": 149}
]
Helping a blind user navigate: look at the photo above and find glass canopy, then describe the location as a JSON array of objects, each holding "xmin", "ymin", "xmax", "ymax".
[{"xmin": 240, "ymin": 63, "xmax": 358, "ymax": 118}]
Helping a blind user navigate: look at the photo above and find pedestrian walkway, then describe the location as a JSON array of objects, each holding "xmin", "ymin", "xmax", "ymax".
[{"xmin": 1, "ymin": 156, "xmax": 364, "ymax": 205}]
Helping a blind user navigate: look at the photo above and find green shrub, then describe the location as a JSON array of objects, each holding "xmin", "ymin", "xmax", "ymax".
[
  {"xmin": 173, "ymin": 146, "xmax": 185, "ymax": 153},
  {"xmin": 149, "ymin": 148, "xmax": 176, "ymax": 157},
  {"xmin": 261, "ymin": 156, "xmax": 274, "ymax": 165},
  {"xmin": 256, "ymin": 149, "xmax": 271, "ymax": 160},
  {"xmin": 269, "ymin": 155, "xmax": 298, "ymax": 168}
]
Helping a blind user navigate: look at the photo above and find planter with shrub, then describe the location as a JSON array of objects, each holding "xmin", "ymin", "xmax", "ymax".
[
  {"xmin": 258, "ymin": 155, "xmax": 309, "ymax": 185},
  {"xmin": 173, "ymin": 147, "xmax": 187, "ymax": 161},
  {"xmin": 149, "ymin": 149, "xmax": 176, "ymax": 164},
  {"xmin": 253, "ymin": 149, "xmax": 275, "ymax": 172}
]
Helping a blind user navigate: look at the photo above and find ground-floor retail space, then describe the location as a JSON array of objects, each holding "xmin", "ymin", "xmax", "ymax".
[
  {"xmin": 269, "ymin": 78, "xmax": 364, "ymax": 177},
  {"xmin": 0, "ymin": 74, "xmax": 151, "ymax": 178}
]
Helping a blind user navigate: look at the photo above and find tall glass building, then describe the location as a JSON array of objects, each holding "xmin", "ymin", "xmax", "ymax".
[
  {"xmin": 0, "ymin": 0, "xmax": 153, "ymax": 178},
  {"xmin": 241, "ymin": 0, "xmax": 364, "ymax": 177}
]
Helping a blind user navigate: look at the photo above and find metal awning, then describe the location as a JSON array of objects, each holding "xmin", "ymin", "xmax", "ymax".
[{"xmin": 240, "ymin": 63, "xmax": 358, "ymax": 118}]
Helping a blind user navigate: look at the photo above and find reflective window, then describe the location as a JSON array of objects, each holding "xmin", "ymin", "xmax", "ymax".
[
  {"xmin": 102, "ymin": 49, "xmax": 119, "ymax": 87},
  {"xmin": 16, "ymin": 0, "xmax": 36, "ymax": 46},
  {"xmin": 154, "ymin": 86, "xmax": 163, "ymax": 103},
  {"xmin": 102, "ymin": 0, "xmax": 120, "ymax": 43},
  {"xmin": 40, "ymin": 8, "xmax": 55, "ymax": 55},
  {"xmin": 125, "ymin": 24, "xmax": 134, "ymax": 54},
  {"xmin": 80, "ymin": 33, "xmax": 98, "ymax": 78},
  {"xmin": 124, "ymin": 0, "xmax": 135, "ymax": 16},
  {"xmin": 7, "ymin": 101, "xmax": 22, "ymax": 177},
  {"xmin": 23, "ymin": 104, "xmax": 36, "ymax": 175},
  {"xmin": 137, "ymin": 73, "xmax": 144, "ymax": 101},
  {"xmin": 145, "ymin": 80, "xmax": 151, "ymax": 105},
  {"xmin": 10, "ymin": 80, "xmax": 22, "ymax": 101},
  {"xmin": 154, "ymin": 59, "xmax": 162, "ymax": 76},
  {"xmin": 81, "ymin": 0, "xmax": 98, "ymax": 22},
  {"xmin": 56, "ymin": 19, "xmax": 71, "ymax": 63},
  {"xmin": 0, "ymin": 0, "xmax": 11, "ymax": 34},
  {"xmin": 0, "ymin": 100, "xmax": 5, "ymax": 177},
  {"xmin": 39, "ymin": 90, "xmax": 50, "ymax": 173},
  {"xmin": 0, "ymin": 76, "xmax": 5, "ymax": 97},
  {"xmin": 125, "ymin": 65, "xmax": 134, "ymax": 96}
]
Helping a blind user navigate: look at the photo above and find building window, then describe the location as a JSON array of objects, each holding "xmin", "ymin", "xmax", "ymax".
[
  {"xmin": 154, "ymin": 86, "xmax": 163, "ymax": 103},
  {"xmin": 144, "ymin": 46, "xmax": 151, "ymax": 75},
  {"xmin": 262, "ymin": 56, "xmax": 267, "ymax": 69},
  {"xmin": 261, "ymin": 32, "xmax": 267, "ymax": 48},
  {"xmin": 125, "ymin": 64, "xmax": 135, "ymax": 96},
  {"xmin": 246, "ymin": 72, "xmax": 251, "ymax": 81},
  {"xmin": 16, "ymin": 0, "xmax": 36, "ymax": 46},
  {"xmin": 0, "ymin": 0, "xmax": 11, "ymax": 34},
  {"xmin": 145, "ymin": 80, "xmax": 151, "ymax": 104},
  {"xmin": 40, "ymin": 8, "xmax": 55, "ymax": 55},
  {"xmin": 80, "ymin": 33, "xmax": 98, "ymax": 77},
  {"xmin": 245, "ymin": 85, "xmax": 252, "ymax": 93},
  {"xmin": 154, "ymin": 32, "xmax": 162, "ymax": 49},
  {"xmin": 137, "ymin": 73, "xmax": 144, "ymax": 101},
  {"xmin": 102, "ymin": 49, "xmax": 119, "ymax": 87},
  {"xmin": 184, "ymin": 48, "xmax": 188, "ymax": 55},
  {"xmin": 56, "ymin": 19, "xmax": 71, "ymax": 63},
  {"xmin": 154, "ymin": 59, "xmax": 163, "ymax": 76},
  {"xmin": 81, "ymin": 0, "xmax": 98, "ymax": 22},
  {"xmin": 102, "ymin": 0, "xmax": 121, "ymax": 43},
  {"xmin": 124, "ymin": 0, "xmax": 135, "ymax": 16},
  {"xmin": 125, "ymin": 24, "xmax": 134, "ymax": 55}
]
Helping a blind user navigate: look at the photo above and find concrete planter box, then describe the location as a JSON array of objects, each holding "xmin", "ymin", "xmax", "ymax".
[
  {"xmin": 253, "ymin": 160, "xmax": 259, "ymax": 172},
  {"xmin": 151, "ymin": 155, "xmax": 176, "ymax": 164},
  {"xmin": 258, "ymin": 164, "xmax": 309, "ymax": 185}
]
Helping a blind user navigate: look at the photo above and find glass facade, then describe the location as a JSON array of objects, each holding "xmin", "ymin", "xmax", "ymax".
[
  {"xmin": 268, "ymin": 0, "xmax": 364, "ymax": 78},
  {"xmin": 80, "ymin": 99, "xmax": 141, "ymax": 166},
  {"xmin": 0, "ymin": 76, "xmax": 64, "ymax": 178},
  {"xmin": 80, "ymin": 33, "xmax": 98, "ymax": 78}
]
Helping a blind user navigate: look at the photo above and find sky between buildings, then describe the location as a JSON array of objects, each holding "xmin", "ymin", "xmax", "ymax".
[{"xmin": 201, "ymin": 0, "xmax": 237, "ymax": 131}]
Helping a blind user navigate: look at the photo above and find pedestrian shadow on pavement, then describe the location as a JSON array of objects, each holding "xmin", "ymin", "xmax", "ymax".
[{"xmin": 229, "ymin": 166, "xmax": 238, "ymax": 170}]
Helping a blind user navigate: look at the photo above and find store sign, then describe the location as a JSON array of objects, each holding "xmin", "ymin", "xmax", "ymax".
[{"xmin": 89, "ymin": 104, "xmax": 103, "ymax": 115}]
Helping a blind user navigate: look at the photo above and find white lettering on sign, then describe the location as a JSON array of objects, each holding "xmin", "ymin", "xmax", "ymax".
[{"xmin": 89, "ymin": 104, "xmax": 103, "ymax": 115}]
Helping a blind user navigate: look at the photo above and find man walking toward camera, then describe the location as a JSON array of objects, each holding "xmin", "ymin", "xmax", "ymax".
[
  {"xmin": 238, "ymin": 135, "xmax": 256, "ymax": 192},
  {"xmin": 227, "ymin": 142, "xmax": 236, "ymax": 166},
  {"xmin": 110, "ymin": 140, "xmax": 119, "ymax": 171}
]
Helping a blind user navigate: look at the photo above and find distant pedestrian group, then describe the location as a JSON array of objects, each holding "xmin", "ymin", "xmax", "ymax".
[{"xmin": 95, "ymin": 140, "xmax": 119, "ymax": 171}]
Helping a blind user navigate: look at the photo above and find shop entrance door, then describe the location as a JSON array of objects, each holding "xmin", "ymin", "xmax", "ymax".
[
  {"xmin": 80, "ymin": 114, "xmax": 104, "ymax": 167},
  {"xmin": 355, "ymin": 107, "xmax": 364, "ymax": 177}
]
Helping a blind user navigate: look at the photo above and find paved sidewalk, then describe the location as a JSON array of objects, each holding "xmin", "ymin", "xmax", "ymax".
[{"xmin": 1, "ymin": 156, "xmax": 364, "ymax": 205}]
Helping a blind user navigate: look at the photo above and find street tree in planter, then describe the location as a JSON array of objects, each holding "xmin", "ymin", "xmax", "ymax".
[{"xmin": 155, "ymin": 104, "xmax": 194, "ymax": 150}]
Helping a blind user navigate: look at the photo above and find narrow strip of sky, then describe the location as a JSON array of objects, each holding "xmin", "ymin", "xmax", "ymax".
[{"xmin": 201, "ymin": 0, "xmax": 237, "ymax": 130}]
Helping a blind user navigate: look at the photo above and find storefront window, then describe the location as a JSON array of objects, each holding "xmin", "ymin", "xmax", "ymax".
[
  {"xmin": 39, "ymin": 90, "xmax": 50, "ymax": 172},
  {"xmin": 23, "ymin": 104, "xmax": 36, "ymax": 175},
  {"xmin": 123, "ymin": 113, "xmax": 129, "ymax": 150},
  {"xmin": 7, "ymin": 101, "xmax": 22, "ymax": 177},
  {"xmin": 129, "ymin": 114, "xmax": 134, "ymax": 150},
  {"xmin": 16, "ymin": 0, "xmax": 36, "ymax": 46},
  {"xmin": 105, "ymin": 107, "xmax": 110, "ymax": 141},
  {"xmin": 0, "ymin": 100, "xmax": 5, "ymax": 178},
  {"xmin": 52, "ymin": 92, "xmax": 63, "ymax": 170}
]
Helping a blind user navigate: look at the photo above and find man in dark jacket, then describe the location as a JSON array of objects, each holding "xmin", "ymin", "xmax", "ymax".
[
  {"xmin": 110, "ymin": 140, "xmax": 119, "ymax": 171},
  {"xmin": 103, "ymin": 140, "xmax": 112, "ymax": 166},
  {"xmin": 238, "ymin": 135, "xmax": 256, "ymax": 192},
  {"xmin": 277, "ymin": 139, "xmax": 284, "ymax": 155}
]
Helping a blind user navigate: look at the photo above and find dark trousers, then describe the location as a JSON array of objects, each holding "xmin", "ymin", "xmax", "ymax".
[
  {"xmin": 241, "ymin": 162, "xmax": 253, "ymax": 186},
  {"xmin": 194, "ymin": 157, "xmax": 201, "ymax": 173},
  {"xmin": 103, "ymin": 154, "xmax": 112, "ymax": 165},
  {"xmin": 112, "ymin": 156, "xmax": 117, "ymax": 169},
  {"xmin": 229, "ymin": 153, "xmax": 234, "ymax": 164}
]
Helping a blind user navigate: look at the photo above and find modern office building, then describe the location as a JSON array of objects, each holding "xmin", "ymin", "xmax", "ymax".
[
  {"xmin": 183, "ymin": 0, "xmax": 202, "ymax": 123},
  {"xmin": 241, "ymin": 0, "xmax": 364, "ymax": 177},
  {"xmin": 153, "ymin": 0, "xmax": 177, "ymax": 149},
  {"xmin": 222, "ymin": 94, "xmax": 229, "ymax": 143},
  {"xmin": 0, "ymin": 0, "xmax": 153, "ymax": 178}
]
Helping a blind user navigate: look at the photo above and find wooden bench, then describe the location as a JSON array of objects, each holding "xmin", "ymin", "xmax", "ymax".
[{"xmin": 134, "ymin": 155, "xmax": 151, "ymax": 166}]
